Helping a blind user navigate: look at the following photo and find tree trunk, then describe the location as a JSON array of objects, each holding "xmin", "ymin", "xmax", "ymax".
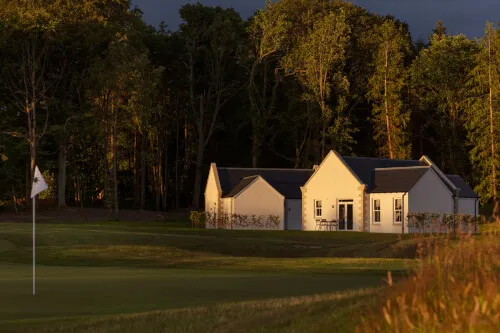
[
  {"xmin": 103, "ymin": 132, "xmax": 111, "ymax": 212},
  {"xmin": 27, "ymin": 102, "xmax": 36, "ymax": 206},
  {"xmin": 156, "ymin": 136, "xmax": 161, "ymax": 211},
  {"xmin": 57, "ymin": 142, "xmax": 67, "ymax": 208},
  {"xmin": 163, "ymin": 143, "xmax": 168, "ymax": 211},
  {"xmin": 192, "ymin": 134, "xmax": 204, "ymax": 209},
  {"xmin": 321, "ymin": 116, "xmax": 327, "ymax": 159},
  {"xmin": 133, "ymin": 131, "xmax": 140, "ymax": 207},
  {"xmin": 140, "ymin": 133, "xmax": 146, "ymax": 211},
  {"xmin": 488, "ymin": 33, "xmax": 499, "ymax": 217},
  {"xmin": 440, "ymin": 119, "xmax": 446, "ymax": 171},
  {"xmin": 192, "ymin": 94, "xmax": 206, "ymax": 209},
  {"xmin": 112, "ymin": 121, "xmax": 119, "ymax": 215},
  {"xmin": 252, "ymin": 131, "xmax": 259, "ymax": 168},
  {"xmin": 384, "ymin": 42, "xmax": 394, "ymax": 159},
  {"xmin": 175, "ymin": 114, "xmax": 180, "ymax": 209}
]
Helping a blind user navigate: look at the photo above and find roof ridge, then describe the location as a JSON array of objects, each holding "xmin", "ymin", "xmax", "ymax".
[
  {"xmin": 217, "ymin": 167, "xmax": 312, "ymax": 171},
  {"xmin": 242, "ymin": 175, "xmax": 260, "ymax": 179},
  {"xmin": 374, "ymin": 166, "xmax": 430, "ymax": 171},
  {"xmin": 342, "ymin": 156, "xmax": 421, "ymax": 163}
]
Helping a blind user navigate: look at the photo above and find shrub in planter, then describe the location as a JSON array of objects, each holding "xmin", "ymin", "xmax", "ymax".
[{"xmin": 189, "ymin": 210, "xmax": 206, "ymax": 229}]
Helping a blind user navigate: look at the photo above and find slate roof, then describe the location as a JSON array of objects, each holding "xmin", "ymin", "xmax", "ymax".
[
  {"xmin": 342, "ymin": 156, "xmax": 426, "ymax": 185},
  {"xmin": 218, "ymin": 168, "xmax": 313, "ymax": 199},
  {"xmin": 446, "ymin": 175, "xmax": 479, "ymax": 198},
  {"xmin": 224, "ymin": 176, "xmax": 259, "ymax": 197},
  {"xmin": 370, "ymin": 167, "xmax": 430, "ymax": 193},
  {"xmin": 216, "ymin": 155, "xmax": 478, "ymax": 200}
]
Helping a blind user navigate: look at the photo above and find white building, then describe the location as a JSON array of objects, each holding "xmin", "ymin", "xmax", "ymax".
[
  {"xmin": 204, "ymin": 151, "xmax": 479, "ymax": 233},
  {"xmin": 204, "ymin": 163, "xmax": 312, "ymax": 230}
]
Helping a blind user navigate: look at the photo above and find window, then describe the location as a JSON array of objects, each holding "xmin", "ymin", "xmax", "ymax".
[
  {"xmin": 373, "ymin": 199, "xmax": 381, "ymax": 223},
  {"xmin": 315, "ymin": 200, "xmax": 322, "ymax": 218},
  {"xmin": 394, "ymin": 198, "xmax": 403, "ymax": 223}
]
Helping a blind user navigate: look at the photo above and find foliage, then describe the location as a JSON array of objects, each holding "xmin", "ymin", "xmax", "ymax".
[
  {"xmin": 0, "ymin": 0, "xmax": 496, "ymax": 214},
  {"xmin": 367, "ymin": 19, "xmax": 412, "ymax": 159},
  {"xmin": 406, "ymin": 212, "xmax": 482, "ymax": 234},
  {"xmin": 358, "ymin": 220, "xmax": 500, "ymax": 332},
  {"xmin": 410, "ymin": 32, "xmax": 478, "ymax": 175},
  {"xmin": 466, "ymin": 22, "xmax": 500, "ymax": 216},
  {"xmin": 189, "ymin": 210, "xmax": 206, "ymax": 229},
  {"xmin": 190, "ymin": 211, "xmax": 281, "ymax": 230}
]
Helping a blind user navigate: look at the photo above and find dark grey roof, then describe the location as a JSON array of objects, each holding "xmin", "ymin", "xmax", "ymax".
[
  {"xmin": 446, "ymin": 175, "xmax": 479, "ymax": 198},
  {"xmin": 218, "ymin": 168, "xmax": 313, "ymax": 199},
  {"xmin": 224, "ymin": 176, "xmax": 259, "ymax": 197},
  {"xmin": 370, "ymin": 167, "xmax": 430, "ymax": 193},
  {"xmin": 342, "ymin": 156, "xmax": 426, "ymax": 184}
]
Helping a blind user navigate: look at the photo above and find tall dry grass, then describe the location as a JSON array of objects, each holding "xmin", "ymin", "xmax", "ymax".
[{"xmin": 358, "ymin": 220, "xmax": 500, "ymax": 333}]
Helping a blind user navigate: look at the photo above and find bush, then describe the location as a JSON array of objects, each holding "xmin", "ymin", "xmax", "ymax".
[
  {"xmin": 407, "ymin": 212, "xmax": 481, "ymax": 234},
  {"xmin": 190, "ymin": 211, "xmax": 281, "ymax": 230},
  {"xmin": 189, "ymin": 211, "xmax": 206, "ymax": 229},
  {"xmin": 357, "ymin": 220, "xmax": 500, "ymax": 332}
]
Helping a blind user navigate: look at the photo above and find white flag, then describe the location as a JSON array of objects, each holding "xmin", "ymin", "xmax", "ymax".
[{"xmin": 30, "ymin": 166, "xmax": 48, "ymax": 198}]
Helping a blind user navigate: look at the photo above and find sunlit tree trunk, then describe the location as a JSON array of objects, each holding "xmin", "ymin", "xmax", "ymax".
[
  {"xmin": 487, "ymin": 32, "xmax": 499, "ymax": 216},
  {"xmin": 383, "ymin": 42, "xmax": 394, "ymax": 159}
]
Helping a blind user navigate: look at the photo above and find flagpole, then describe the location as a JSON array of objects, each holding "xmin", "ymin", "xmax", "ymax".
[
  {"xmin": 33, "ymin": 195, "xmax": 35, "ymax": 296},
  {"xmin": 31, "ymin": 165, "xmax": 47, "ymax": 296}
]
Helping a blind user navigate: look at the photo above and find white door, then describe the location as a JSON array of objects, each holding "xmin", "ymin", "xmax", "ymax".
[{"xmin": 285, "ymin": 200, "xmax": 302, "ymax": 230}]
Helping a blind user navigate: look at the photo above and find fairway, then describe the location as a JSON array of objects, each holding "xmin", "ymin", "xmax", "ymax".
[
  {"xmin": 0, "ymin": 222, "xmax": 412, "ymax": 332},
  {"xmin": 0, "ymin": 264, "xmax": 381, "ymax": 321}
]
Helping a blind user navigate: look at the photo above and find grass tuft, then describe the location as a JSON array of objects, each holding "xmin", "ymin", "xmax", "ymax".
[{"xmin": 357, "ymin": 220, "xmax": 500, "ymax": 332}]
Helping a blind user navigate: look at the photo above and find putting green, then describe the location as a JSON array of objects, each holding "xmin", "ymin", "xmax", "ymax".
[{"xmin": 0, "ymin": 264, "xmax": 382, "ymax": 323}]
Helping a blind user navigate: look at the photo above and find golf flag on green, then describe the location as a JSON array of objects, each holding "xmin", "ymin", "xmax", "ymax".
[
  {"xmin": 31, "ymin": 166, "xmax": 47, "ymax": 296},
  {"xmin": 31, "ymin": 166, "xmax": 48, "ymax": 198}
]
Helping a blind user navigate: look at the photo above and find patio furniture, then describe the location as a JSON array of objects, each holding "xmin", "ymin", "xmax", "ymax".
[
  {"xmin": 316, "ymin": 219, "xmax": 338, "ymax": 231},
  {"xmin": 326, "ymin": 219, "xmax": 338, "ymax": 231}
]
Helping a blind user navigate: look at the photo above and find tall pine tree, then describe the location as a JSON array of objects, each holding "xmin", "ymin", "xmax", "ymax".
[
  {"xmin": 367, "ymin": 20, "xmax": 412, "ymax": 159},
  {"xmin": 467, "ymin": 22, "xmax": 500, "ymax": 217}
]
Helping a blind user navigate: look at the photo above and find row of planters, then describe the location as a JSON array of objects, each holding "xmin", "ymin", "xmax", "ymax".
[
  {"xmin": 406, "ymin": 213, "xmax": 484, "ymax": 234},
  {"xmin": 190, "ymin": 211, "xmax": 281, "ymax": 230}
]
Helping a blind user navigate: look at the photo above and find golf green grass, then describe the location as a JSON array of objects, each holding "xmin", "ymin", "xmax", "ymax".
[
  {"xmin": 0, "ymin": 264, "xmax": 382, "ymax": 320},
  {"xmin": 0, "ymin": 222, "xmax": 413, "ymax": 332}
]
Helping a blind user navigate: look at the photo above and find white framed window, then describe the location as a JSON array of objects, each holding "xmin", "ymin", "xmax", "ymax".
[
  {"xmin": 373, "ymin": 199, "xmax": 381, "ymax": 223},
  {"xmin": 315, "ymin": 200, "xmax": 322, "ymax": 218},
  {"xmin": 394, "ymin": 198, "xmax": 403, "ymax": 223}
]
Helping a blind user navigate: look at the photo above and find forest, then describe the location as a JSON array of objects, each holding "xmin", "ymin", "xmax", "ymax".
[{"xmin": 0, "ymin": 0, "xmax": 498, "ymax": 217}]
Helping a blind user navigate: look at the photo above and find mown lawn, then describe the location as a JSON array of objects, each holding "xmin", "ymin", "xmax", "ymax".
[{"xmin": 0, "ymin": 222, "xmax": 414, "ymax": 332}]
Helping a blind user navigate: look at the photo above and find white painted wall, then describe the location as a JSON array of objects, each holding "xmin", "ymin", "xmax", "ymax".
[
  {"xmin": 408, "ymin": 168, "xmax": 454, "ymax": 214},
  {"xmin": 233, "ymin": 177, "xmax": 285, "ymax": 230},
  {"xmin": 457, "ymin": 198, "xmax": 478, "ymax": 216},
  {"xmin": 285, "ymin": 199, "xmax": 302, "ymax": 230},
  {"xmin": 368, "ymin": 193, "xmax": 408, "ymax": 234},
  {"xmin": 302, "ymin": 151, "xmax": 364, "ymax": 231},
  {"xmin": 204, "ymin": 164, "xmax": 220, "ymax": 229},
  {"xmin": 220, "ymin": 197, "xmax": 232, "ymax": 217}
]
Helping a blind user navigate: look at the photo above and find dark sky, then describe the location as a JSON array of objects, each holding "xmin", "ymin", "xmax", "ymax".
[{"xmin": 131, "ymin": 0, "xmax": 499, "ymax": 40}]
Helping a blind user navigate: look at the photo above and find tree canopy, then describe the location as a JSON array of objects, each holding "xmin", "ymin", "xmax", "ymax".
[{"xmin": 0, "ymin": 0, "xmax": 498, "ymax": 216}]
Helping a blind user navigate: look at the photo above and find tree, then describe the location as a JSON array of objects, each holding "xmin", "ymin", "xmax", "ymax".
[
  {"xmin": 432, "ymin": 20, "xmax": 447, "ymax": 40},
  {"xmin": 467, "ymin": 22, "xmax": 500, "ymax": 217},
  {"xmin": 367, "ymin": 20, "xmax": 412, "ymax": 159},
  {"xmin": 0, "ymin": 12, "xmax": 58, "ymax": 202},
  {"xmin": 410, "ymin": 33, "xmax": 478, "ymax": 174},
  {"xmin": 245, "ymin": 5, "xmax": 290, "ymax": 167},
  {"xmin": 283, "ymin": 8, "xmax": 352, "ymax": 158},
  {"xmin": 179, "ymin": 4, "xmax": 246, "ymax": 208}
]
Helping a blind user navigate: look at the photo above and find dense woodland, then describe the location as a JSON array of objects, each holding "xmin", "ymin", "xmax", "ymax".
[{"xmin": 0, "ymin": 0, "xmax": 498, "ymax": 216}]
